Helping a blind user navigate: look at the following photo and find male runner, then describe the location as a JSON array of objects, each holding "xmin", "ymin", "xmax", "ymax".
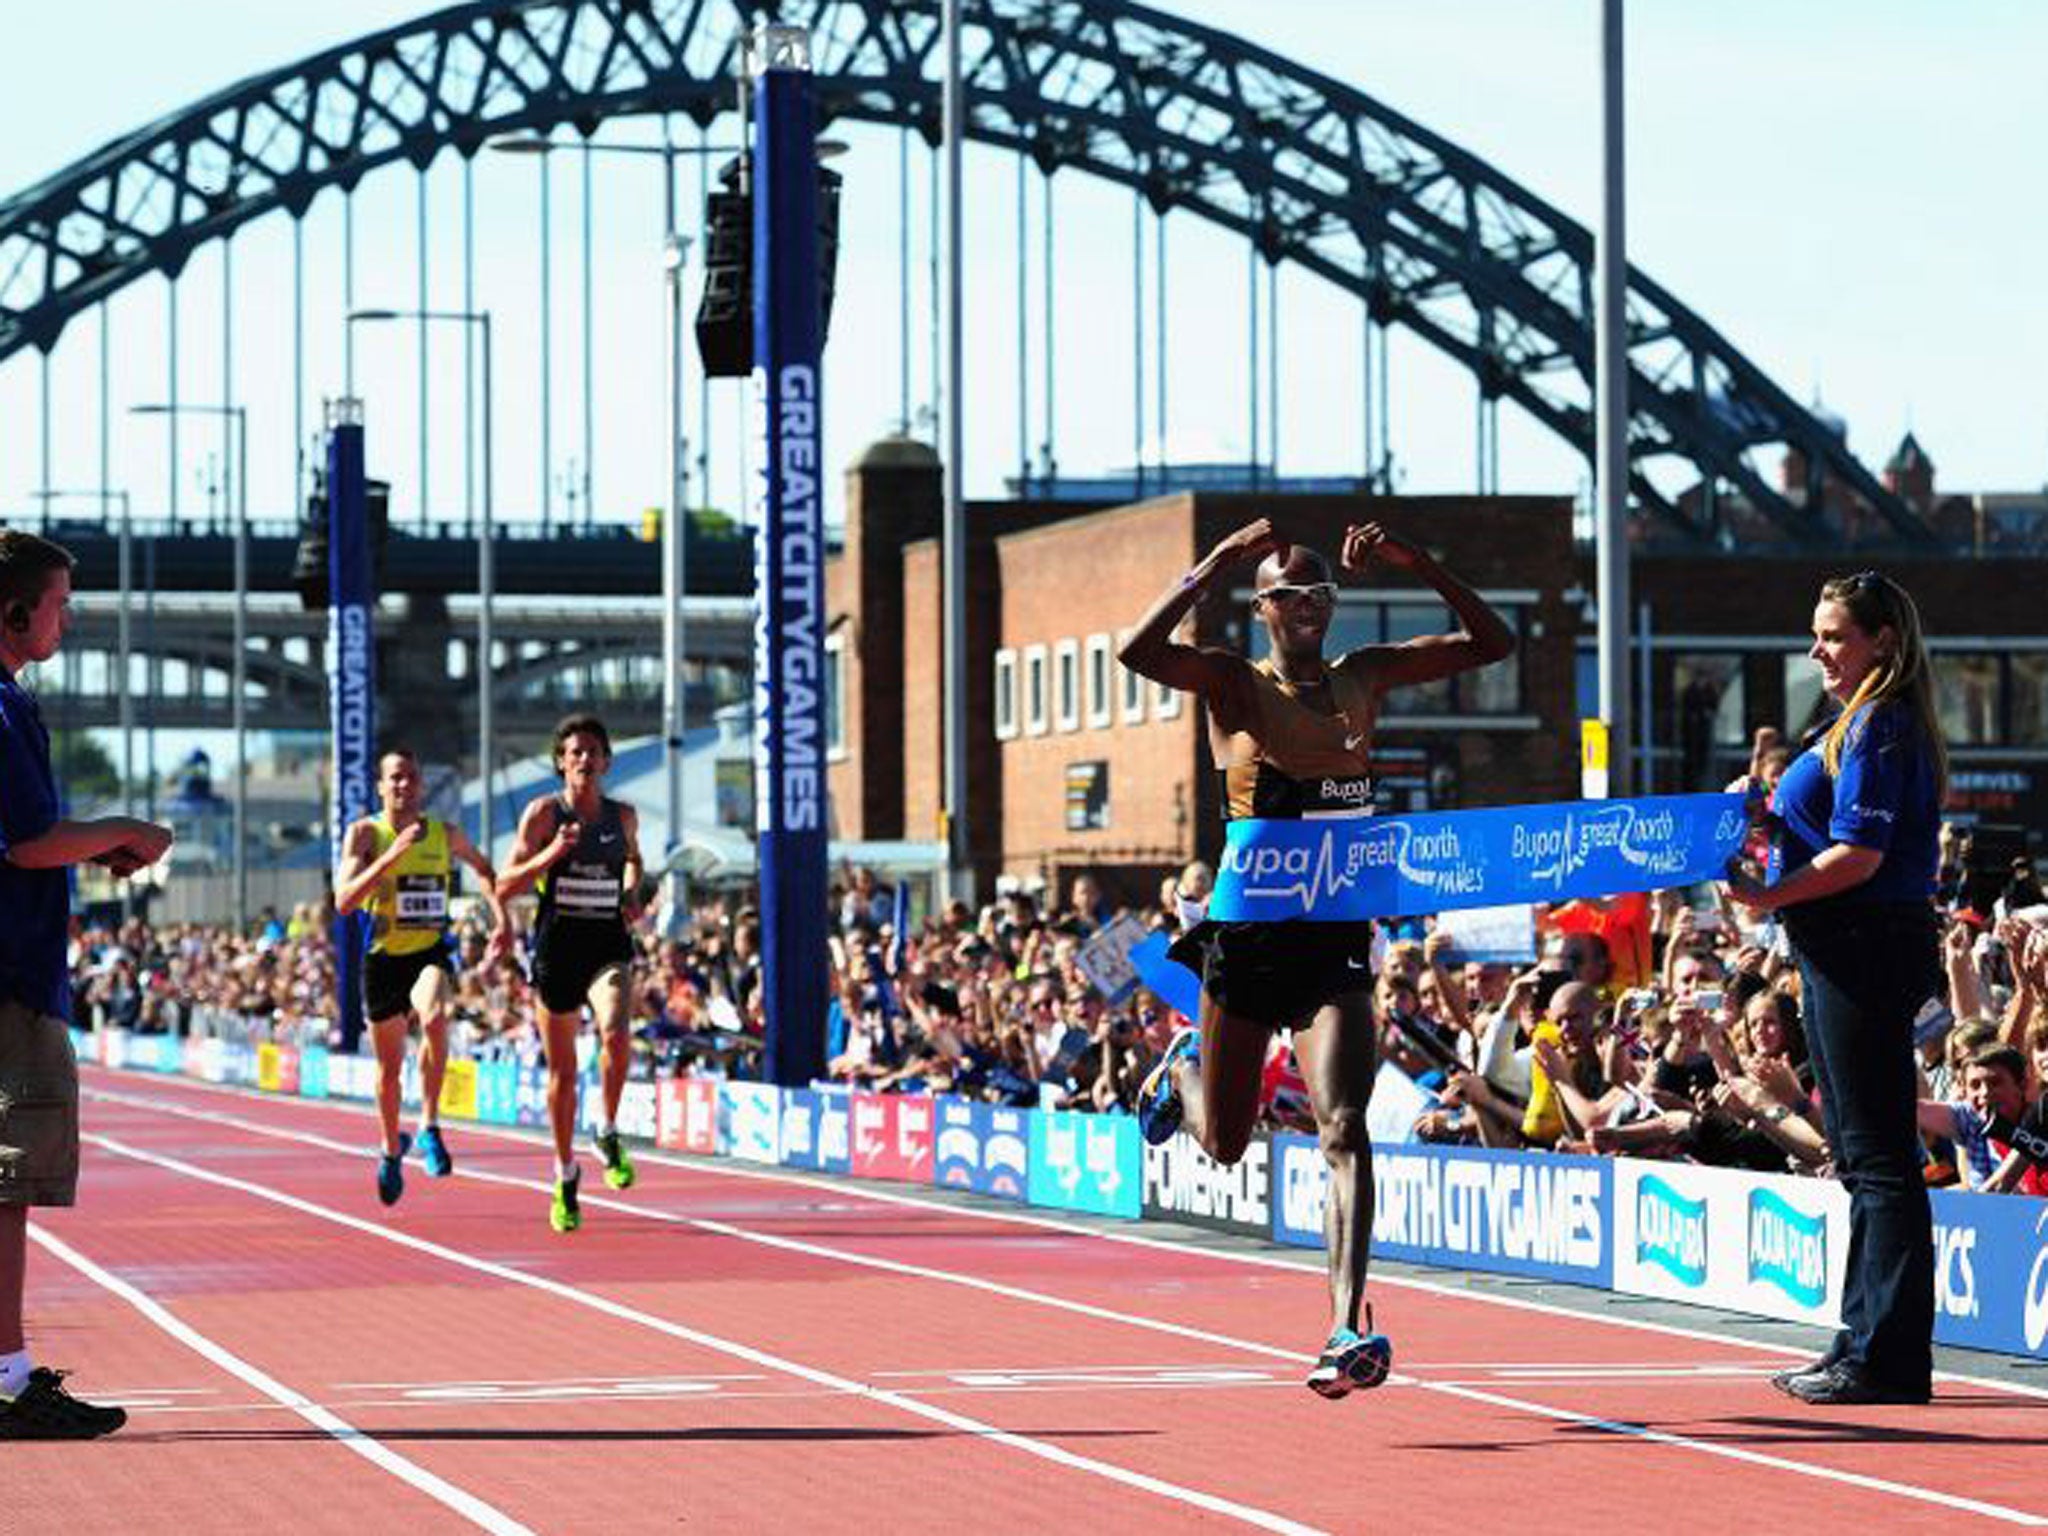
[
  {"xmin": 335, "ymin": 746, "xmax": 510, "ymax": 1206},
  {"xmin": 1119, "ymin": 517, "xmax": 1511, "ymax": 1396},
  {"xmin": 499, "ymin": 714, "xmax": 644, "ymax": 1232},
  {"xmin": 0, "ymin": 530, "xmax": 173, "ymax": 1437}
]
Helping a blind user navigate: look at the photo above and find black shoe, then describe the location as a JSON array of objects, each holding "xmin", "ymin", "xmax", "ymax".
[
  {"xmin": 0, "ymin": 1369, "xmax": 128, "ymax": 1439},
  {"xmin": 1784, "ymin": 1362, "xmax": 1931, "ymax": 1406}
]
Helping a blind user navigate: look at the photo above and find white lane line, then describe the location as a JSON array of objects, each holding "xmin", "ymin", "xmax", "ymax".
[
  {"xmin": 25, "ymin": 1224, "xmax": 534, "ymax": 1536},
  {"xmin": 87, "ymin": 1071, "xmax": 2048, "ymax": 1407},
  {"xmin": 80, "ymin": 1130, "xmax": 1326, "ymax": 1536},
  {"xmin": 89, "ymin": 1085, "xmax": 2048, "ymax": 1528}
]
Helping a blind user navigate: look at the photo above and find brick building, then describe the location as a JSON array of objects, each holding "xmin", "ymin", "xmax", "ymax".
[
  {"xmin": 1628, "ymin": 549, "xmax": 2048, "ymax": 832},
  {"xmin": 826, "ymin": 437, "xmax": 1581, "ymax": 900}
]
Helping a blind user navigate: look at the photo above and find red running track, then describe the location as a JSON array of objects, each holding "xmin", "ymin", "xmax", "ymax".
[{"xmin": 10, "ymin": 1065, "xmax": 2046, "ymax": 1534}]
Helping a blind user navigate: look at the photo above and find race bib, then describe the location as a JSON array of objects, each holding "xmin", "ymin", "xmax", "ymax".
[
  {"xmin": 555, "ymin": 870, "xmax": 622, "ymax": 917},
  {"xmin": 395, "ymin": 873, "xmax": 446, "ymax": 927}
]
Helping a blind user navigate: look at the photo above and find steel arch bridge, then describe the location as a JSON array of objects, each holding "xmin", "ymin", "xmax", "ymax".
[{"xmin": 0, "ymin": 0, "xmax": 1926, "ymax": 547}]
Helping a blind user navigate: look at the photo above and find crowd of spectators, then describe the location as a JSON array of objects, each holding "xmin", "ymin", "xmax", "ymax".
[{"xmin": 63, "ymin": 749, "xmax": 2048, "ymax": 1196}]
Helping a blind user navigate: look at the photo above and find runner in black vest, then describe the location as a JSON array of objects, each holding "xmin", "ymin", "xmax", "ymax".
[
  {"xmin": 499, "ymin": 714, "xmax": 644, "ymax": 1232},
  {"xmin": 1119, "ymin": 518, "xmax": 1511, "ymax": 1398}
]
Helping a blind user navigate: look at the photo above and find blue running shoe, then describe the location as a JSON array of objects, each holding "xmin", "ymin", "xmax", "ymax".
[
  {"xmin": 418, "ymin": 1124, "xmax": 453, "ymax": 1178},
  {"xmin": 376, "ymin": 1132, "xmax": 413, "ymax": 1208},
  {"xmin": 1306, "ymin": 1310, "xmax": 1394, "ymax": 1399},
  {"xmin": 1137, "ymin": 1026, "xmax": 1201, "ymax": 1146}
]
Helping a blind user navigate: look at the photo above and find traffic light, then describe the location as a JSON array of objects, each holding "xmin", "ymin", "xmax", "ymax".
[
  {"xmin": 694, "ymin": 157, "xmax": 842, "ymax": 379},
  {"xmin": 291, "ymin": 471, "xmax": 390, "ymax": 610}
]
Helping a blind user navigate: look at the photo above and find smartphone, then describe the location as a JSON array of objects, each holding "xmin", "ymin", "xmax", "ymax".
[
  {"xmin": 1693, "ymin": 988, "xmax": 1726, "ymax": 1014},
  {"xmin": 1692, "ymin": 910, "xmax": 1725, "ymax": 934},
  {"xmin": 1624, "ymin": 988, "xmax": 1660, "ymax": 1012}
]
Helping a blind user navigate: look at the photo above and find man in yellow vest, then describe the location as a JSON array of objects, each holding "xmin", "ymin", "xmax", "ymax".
[{"xmin": 336, "ymin": 746, "xmax": 510, "ymax": 1206}]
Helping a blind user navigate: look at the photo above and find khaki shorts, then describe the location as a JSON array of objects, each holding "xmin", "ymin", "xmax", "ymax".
[{"xmin": 0, "ymin": 998, "xmax": 79, "ymax": 1208}]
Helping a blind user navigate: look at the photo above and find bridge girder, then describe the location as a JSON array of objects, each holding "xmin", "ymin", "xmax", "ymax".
[
  {"xmin": 0, "ymin": 0, "xmax": 1932, "ymax": 548},
  {"xmin": 55, "ymin": 595, "xmax": 748, "ymax": 737}
]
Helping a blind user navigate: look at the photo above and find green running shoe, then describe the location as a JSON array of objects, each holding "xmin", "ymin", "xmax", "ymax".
[
  {"xmin": 550, "ymin": 1167, "xmax": 582, "ymax": 1233},
  {"xmin": 596, "ymin": 1128, "xmax": 636, "ymax": 1190}
]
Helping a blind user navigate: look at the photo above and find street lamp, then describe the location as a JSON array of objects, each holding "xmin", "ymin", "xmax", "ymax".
[
  {"xmin": 347, "ymin": 307, "xmax": 496, "ymax": 855},
  {"xmin": 132, "ymin": 403, "xmax": 248, "ymax": 931},
  {"xmin": 32, "ymin": 489, "xmax": 134, "ymax": 913},
  {"xmin": 487, "ymin": 130, "xmax": 842, "ymax": 933},
  {"xmin": 493, "ymin": 132, "xmax": 710, "ymax": 934}
]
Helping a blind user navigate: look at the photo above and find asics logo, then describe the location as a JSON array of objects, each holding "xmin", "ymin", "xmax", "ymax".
[{"xmin": 2026, "ymin": 1211, "xmax": 2048, "ymax": 1352}]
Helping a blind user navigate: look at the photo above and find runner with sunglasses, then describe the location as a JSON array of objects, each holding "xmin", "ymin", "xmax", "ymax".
[{"xmin": 1118, "ymin": 518, "xmax": 1512, "ymax": 1397}]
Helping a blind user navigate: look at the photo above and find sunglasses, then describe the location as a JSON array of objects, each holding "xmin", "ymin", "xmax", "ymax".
[{"xmin": 1256, "ymin": 581, "xmax": 1338, "ymax": 606}]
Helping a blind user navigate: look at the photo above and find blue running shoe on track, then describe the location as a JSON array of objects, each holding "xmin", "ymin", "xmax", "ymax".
[
  {"xmin": 1137, "ymin": 1026, "xmax": 1201, "ymax": 1146},
  {"xmin": 1307, "ymin": 1310, "xmax": 1393, "ymax": 1399},
  {"xmin": 418, "ymin": 1124, "xmax": 453, "ymax": 1178},
  {"xmin": 376, "ymin": 1132, "xmax": 413, "ymax": 1208}
]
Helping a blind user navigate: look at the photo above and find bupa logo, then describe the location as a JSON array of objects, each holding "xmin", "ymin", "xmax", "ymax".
[
  {"xmin": 1081, "ymin": 1121, "xmax": 1126, "ymax": 1206},
  {"xmin": 853, "ymin": 1099, "xmax": 888, "ymax": 1162},
  {"xmin": 819, "ymin": 1102, "xmax": 850, "ymax": 1164},
  {"xmin": 1635, "ymin": 1176, "xmax": 1708, "ymax": 1288},
  {"xmin": 937, "ymin": 1125, "xmax": 980, "ymax": 1187},
  {"xmin": 1934, "ymin": 1221, "xmax": 1979, "ymax": 1320},
  {"xmin": 1046, "ymin": 1121, "xmax": 1082, "ymax": 1197},
  {"xmin": 783, "ymin": 1101, "xmax": 815, "ymax": 1159},
  {"xmin": 1747, "ymin": 1189, "xmax": 1827, "ymax": 1308},
  {"xmin": 986, "ymin": 1130, "xmax": 1027, "ymax": 1196}
]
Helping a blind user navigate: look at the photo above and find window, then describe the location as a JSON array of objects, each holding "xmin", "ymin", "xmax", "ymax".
[
  {"xmin": 1118, "ymin": 631, "xmax": 1147, "ymax": 724},
  {"xmin": 993, "ymin": 648, "xmax": 1019, "ymax": 740},
  {"xmin": 1152, "ymin": 676, "xmax": 1183, "ymax": 720},
  {"xmin": 1670, "ymin": 653, "xmax": 1744, "ymax": 791},
  {"xmin": 1783, "ymin": 653, "xmax": 1828, "ymax": 743},
  {"xmin": 824, "ymin": 632, "xmax": 848, "ymax": 760},
  {"xmin": 1023, "ymin": 644, "xmax": 1049, "ymax": 735},
  {"xmin": 1936, "ymin": 653, "xmax": 2001, "ymax": 746},
  {"xmin": 1054, "ymin": 639, "xmax": 1081, "ymax": 732},
  {"xmin": 1084, "ymin": 634, "xmax": 1113, "ymax": 728},
  {"xmin": 2011, "ymin": 654, "xmax": 2048, "ymax": 746}
]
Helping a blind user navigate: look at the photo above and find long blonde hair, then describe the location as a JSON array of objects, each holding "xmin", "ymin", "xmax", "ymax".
[{"xmin": 1816, "ymin": 571, "xmax": 1947, "ymax": 798}]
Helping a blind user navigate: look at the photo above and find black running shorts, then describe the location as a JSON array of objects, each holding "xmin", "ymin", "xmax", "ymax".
[
  {"xmin": 532, "ymin": 929, "xmax": 634, "ymax": 1017},
  {"xmin": 1166, "ymin": 920, "xmax": 1376, "ymax": 1028},
  {"xmin": 363, "ymin": 946, "xmax": 451, "ymax": 1025}
]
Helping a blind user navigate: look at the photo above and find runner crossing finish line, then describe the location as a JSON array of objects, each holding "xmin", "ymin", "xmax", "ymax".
[{"xmin": 1208, "ymin": 792, "xmax": 1752, "ymax": 923}]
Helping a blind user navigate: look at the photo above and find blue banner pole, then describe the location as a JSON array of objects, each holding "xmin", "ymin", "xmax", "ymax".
[
  {"xmin": 327, "ymin": 401, "xmax": 377, "ymax": 1054},
  {"xmin": 750, "ymin": 26, "xmax": 828, "ymax": 1087}
]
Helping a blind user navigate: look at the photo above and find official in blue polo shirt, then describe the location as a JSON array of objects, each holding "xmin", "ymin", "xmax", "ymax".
[
  {"xmin": 0, "ymin": 531, "xmax": 173, "ymax": 1439},
  {"xmin": 1725, "ymin": 570, "xmax": 1945, "ymax": 1407}
]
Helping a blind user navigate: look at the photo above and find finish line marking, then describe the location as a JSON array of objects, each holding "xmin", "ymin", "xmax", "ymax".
[
  {"xmin": 26, "ymin": 1223, "xmax": 534, "ymax": 1536},
  {"xmin": 83, "ymin": 1128, "xmax": 1329, "ymax": 1536},
  {"xmin": 87, "ymin": 1081, "xmax": 2048, "ymax": 1529}
]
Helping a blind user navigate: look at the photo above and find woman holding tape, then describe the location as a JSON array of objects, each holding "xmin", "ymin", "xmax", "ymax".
[
  {"xmin": 1118, "ymin": 517, "xmax": 1511, "ymax": 1398},
  {"xmin": 1724, "ymin": 571, "xmax": 1946, "ymax": 1406}
]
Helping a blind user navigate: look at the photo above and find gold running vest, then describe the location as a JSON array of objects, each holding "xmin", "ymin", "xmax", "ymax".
[{"xmin": 1216, "ymin": 655, "xmax": 1381, "ymax": 821}]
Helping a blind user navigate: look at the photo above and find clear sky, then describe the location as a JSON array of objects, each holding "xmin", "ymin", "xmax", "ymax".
[
  {"xmin": 4, "ymin": 0, "xmax": 2044, "ymax": 536},
  {"xmin": 2, "ymin": 1, "xmax": 2043, "ymax": 526}
]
